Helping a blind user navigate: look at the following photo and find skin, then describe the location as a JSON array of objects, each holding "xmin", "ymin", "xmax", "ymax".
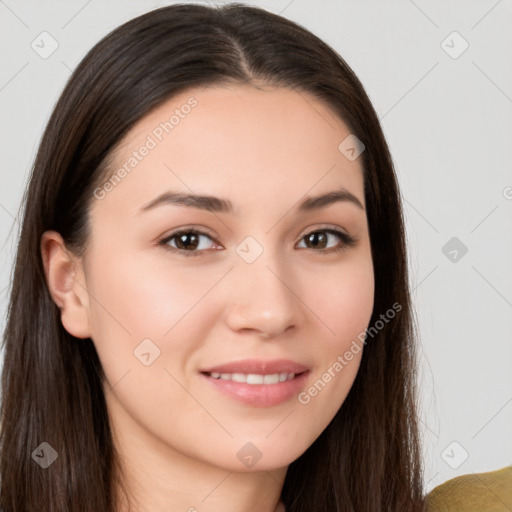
[{"xmin": 41, "ymin": 83, "xmax": 375, "ymax": 512}]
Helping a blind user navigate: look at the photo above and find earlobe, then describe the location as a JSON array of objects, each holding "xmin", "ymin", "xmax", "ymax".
[{"xmin": 40, "ymin": 230, "xmax": 92, "ymax": 339}]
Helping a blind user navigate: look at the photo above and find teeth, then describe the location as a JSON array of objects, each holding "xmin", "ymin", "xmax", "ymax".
[
  {"xmin": 263, "ymin": 374, "xmax": 279, "ymax": 384},
  {"xmin": 207, "ymin": 372, "xmax": 296, "ymax": 384},
  {"xmin": 247, "ymin": 374, "xmax": 264, "ymax": 384}
]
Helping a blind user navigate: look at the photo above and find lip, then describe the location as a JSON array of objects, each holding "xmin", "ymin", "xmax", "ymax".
[{"xmin": 199, "ymin": 359, "xmax": 310, "ymax": 407}]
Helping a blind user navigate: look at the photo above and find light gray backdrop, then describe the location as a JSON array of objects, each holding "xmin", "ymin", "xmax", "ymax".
[{"xmin": 1, "ymin": 0, "xmax": 511, "ymax": 493}]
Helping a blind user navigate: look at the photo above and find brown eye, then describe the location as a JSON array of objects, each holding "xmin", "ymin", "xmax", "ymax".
[
  {"xmin": 304, "ymin": 231, "xmax": 328, "ymax": 249},
  {"xmin": 297, "ymin": 229, "xmax": 356, "ymax": 253},
  {"xmin": 174, "ymin": 232, "xmax": 200, "ymax": 250},
  {"xmin": 159, "ymin": 230, "xmax": 219, "ymax": 256}
]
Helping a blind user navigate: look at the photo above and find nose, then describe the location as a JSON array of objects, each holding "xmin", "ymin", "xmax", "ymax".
[{"xmin": 223, "ymin": 253, "xmax": 304, "ymax": 339}]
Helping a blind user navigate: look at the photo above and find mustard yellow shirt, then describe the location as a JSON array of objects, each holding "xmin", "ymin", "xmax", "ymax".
[{"xmin": 425, "ymin": 466, "xmax": 512, "ymax": 511}]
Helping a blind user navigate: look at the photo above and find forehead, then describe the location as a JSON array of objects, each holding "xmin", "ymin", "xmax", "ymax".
[{"xmin": 94, "ymin": 84, "xmax": 365, "ymax": 218}]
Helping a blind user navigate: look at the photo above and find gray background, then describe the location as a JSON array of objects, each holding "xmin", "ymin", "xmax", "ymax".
[{"xmin": 1, "ymin": 0, "xmax": 511, "ymax": 493}]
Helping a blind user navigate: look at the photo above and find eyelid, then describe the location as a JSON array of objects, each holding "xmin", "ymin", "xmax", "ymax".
[
  {"xmin": 298, "ymin": 223, "xmax": 352, "ymax": 239},
  {"xmin": 160, "ymin": 223, "xmax": 352, "ymax": 241},
  {"xmin": 159, "ymin": 225, "xmax": 218, "ymax": 241}
]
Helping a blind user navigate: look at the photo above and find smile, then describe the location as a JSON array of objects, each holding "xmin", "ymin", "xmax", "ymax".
[{"xmin": 204, "ymin": 372, "xmax": 297, "ymax": 384}]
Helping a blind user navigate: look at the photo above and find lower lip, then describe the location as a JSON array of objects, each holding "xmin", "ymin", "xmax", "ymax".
[{"xmin": 201, "ymin": 372, "xmax": 310, "ymax": 407}]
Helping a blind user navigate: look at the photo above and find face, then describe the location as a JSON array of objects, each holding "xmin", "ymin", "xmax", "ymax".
[{"xmin": 56, "ymin": 84, "xmax": 374, "ymax": 473}]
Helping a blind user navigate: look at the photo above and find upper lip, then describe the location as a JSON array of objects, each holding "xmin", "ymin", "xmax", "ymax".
[{"xmin": 200, "ymin": 359, "xmax": 309, "ymax": 375}]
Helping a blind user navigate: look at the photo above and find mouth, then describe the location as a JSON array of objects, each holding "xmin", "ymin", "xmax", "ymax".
[
  {"xmin": 199, "ymin": 359, "xmax": 310, "ymax": 407},
  {"xmin": 202, "ymin": 371, "xmax": 302, "ymax": 384}
]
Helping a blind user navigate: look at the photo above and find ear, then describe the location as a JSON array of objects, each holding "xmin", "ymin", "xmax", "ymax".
[{"xmin": 40, "ymin": 230, "xmax": 91, "ymax": 339}]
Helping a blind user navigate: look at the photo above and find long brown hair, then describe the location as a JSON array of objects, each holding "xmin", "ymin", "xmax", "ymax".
[{"xmin": 0, "ymin": 4, "xmax": 425, "ymax": 511}]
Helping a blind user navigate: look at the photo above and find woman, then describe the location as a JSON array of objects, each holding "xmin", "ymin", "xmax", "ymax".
[{"xmin": 0, "ymin": 3, "xmax": 427, "ymax": 511}]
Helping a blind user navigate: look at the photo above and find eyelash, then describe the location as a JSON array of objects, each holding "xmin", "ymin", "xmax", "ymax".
[{"xmin": 158, "ymin": 227, "xmax": 357, "ymax": 257}]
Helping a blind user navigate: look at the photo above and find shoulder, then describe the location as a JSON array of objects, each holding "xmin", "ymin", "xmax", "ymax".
[{"xmin": 425, "ymin": 466, "xmax": 512, "ymax": 511}]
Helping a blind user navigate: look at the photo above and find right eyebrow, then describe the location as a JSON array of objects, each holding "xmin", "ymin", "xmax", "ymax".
[{"xmin": 139, "ymin": 191, "xmax": 232, "ymax": 214}]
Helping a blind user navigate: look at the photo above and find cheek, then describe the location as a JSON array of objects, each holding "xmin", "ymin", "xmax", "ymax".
[
  {"xmin": 308, "ymin": 256, "xmax": 375, "ymax": 349},
  {"xmin": 86, "ymin": 248, "xmax": 216, "ymax": 339},
  {"xmin": 334, "ymin": 266, "xmax": 374, "ymax": 341},
  {"xmin": 84, "ymin": 249, "xmax": 221, "ymax": 391},
  {"xmin": 295, "ymin": 256, "xmax": 374, "ymax": 428}
]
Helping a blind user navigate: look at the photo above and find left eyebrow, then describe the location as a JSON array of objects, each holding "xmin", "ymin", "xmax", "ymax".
[
  {"xmin": 138, "ymin": 187, "xmax": 365, "ymax": 215},
  {"xmin": 298, "ymin": 189, "xmax": 365, "ymax": 211}
]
